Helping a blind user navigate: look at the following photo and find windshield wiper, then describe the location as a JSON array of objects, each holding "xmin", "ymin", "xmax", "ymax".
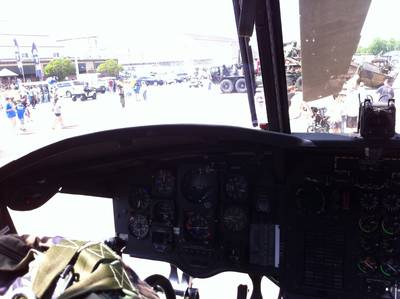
[
  {"xmin": 235, "ymin": 0, "xmax": 290, "ymax": 133},
  {"xmin": 233, "ymin": 0, "xmax": 258, "ymax": 127}
]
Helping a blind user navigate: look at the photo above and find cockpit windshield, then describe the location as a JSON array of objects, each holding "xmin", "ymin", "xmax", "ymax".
[
  {"xmin": 2, "ymin": 2, "xmax": 400, "ymax": 298},
  {"xmin": 2, "ymin": 1, "xmax": 398, "ymax": 165}
]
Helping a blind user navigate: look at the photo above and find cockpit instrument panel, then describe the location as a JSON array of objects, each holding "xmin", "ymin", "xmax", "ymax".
[{"xmin": 113, "ymin": 154, "xmax": 279, "ymax": 277}]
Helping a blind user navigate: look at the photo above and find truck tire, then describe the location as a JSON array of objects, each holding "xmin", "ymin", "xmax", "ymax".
[
  {"xmin": 235, "ymin": 78, "xmax": 247, "ymax": 93},
  {"xmin": 220, "ymin": 79, "xmax": 234, "ymax": 93}
]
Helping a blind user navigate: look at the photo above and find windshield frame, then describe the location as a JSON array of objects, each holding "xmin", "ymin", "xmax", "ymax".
[{"xmin": 242, "ymin": 0, "xmax": 290, "ymax": 133}]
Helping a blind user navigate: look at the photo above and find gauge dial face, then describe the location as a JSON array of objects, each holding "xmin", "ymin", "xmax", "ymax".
[
  {"xmin": 153, "ymin": 201, "xmax": 174, "ymax": 225},
  {"xmin": 359, "ymin": 216, "xmax": 379, "ymax": 233},
  {"xmin": 182, "ymin": 166, "xmax": 218, "ymax": 206},
  {"xmin": 129, "ymin": 214, "xmax": 150, "ymax": 239},
  {"xmin": 185, "ymin": 214, "xmax": 212, "ymax": 241},
  {"xmin": 380, "ymin": 259, "xmax": 400, "ymax": 278},
  {"xmin": 357, "ymin": 256, "xmax": 377, "ymax": 274},
  {"xmin": 383, "ymin": 193, "xmax": 400, "ymax": 213},
  {"xmin": 225, "ymin": 175, "xmax": 248, "ymax": 201},
  {"xmin": 129, "ymin": 187, "xmax": 151, "ymax": 210},
  {"xmin": 152, "ymin": 169, "xmax": 175, "ymax": 197},
  {"xmin": 222, "ymin": 206, "xmax": 248, "ymax": 232},
  {"xmin": 360, "ymin": 192, "xmax": 379, "ymax": 211},
  {"xmin": 295, "ymin": 184, "xmax": 325, "ymax": 214},
  {"xmin": 382, "ymin": 218, "xmax": 400, "ymax": 236}
]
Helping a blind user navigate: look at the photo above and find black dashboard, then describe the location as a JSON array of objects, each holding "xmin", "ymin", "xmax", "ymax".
[
  {"xmin": 3, "ymin": 125, "xmax": 400, "ymax": 299},
  {"xmin": 281, "ymin": 146, "xmax": 400, "ymax": 299},
  {"xmin": 113, "ymin": 152, "xmax": 279, "ymax": 278}
]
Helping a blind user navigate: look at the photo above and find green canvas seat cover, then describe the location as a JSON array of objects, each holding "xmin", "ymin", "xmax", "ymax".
[{"xmin": 32, "ymin": 239, "xmax": 141, "ymax": 299}]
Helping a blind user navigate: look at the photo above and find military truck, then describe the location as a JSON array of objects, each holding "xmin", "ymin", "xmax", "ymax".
[{"xmin": 209, "ymin": 64, "xmax": 248, "ymax": 93}]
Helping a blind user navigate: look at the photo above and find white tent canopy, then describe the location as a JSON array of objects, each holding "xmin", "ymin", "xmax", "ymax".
[{"xmin": 0, "ymin": 68, "xmax": 18, "ymax": 77}]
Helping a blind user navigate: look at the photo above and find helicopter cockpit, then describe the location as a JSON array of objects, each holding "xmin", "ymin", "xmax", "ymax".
[{"xmin": 2, "ymin": 0, "xmax": 400, "ymax": 299}]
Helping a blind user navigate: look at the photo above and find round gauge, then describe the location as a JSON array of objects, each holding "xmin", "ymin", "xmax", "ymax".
[
  {"xmin": 360, "ymin": 192, "xmax": 379, "ymax": 211},
  {"xmin": 383, "ymin": 193, "xmax": 400, "ymax": 213},
  {"xmin": 382, "ymin": 218, "xmax": 400, "ymax": 236},
  {"xmin": 128, "ymin": 214, "xmax": 150, "ymax": 239},
  {"xmin": 357, "ymin": 256, "xmax": 377, "ymax": 274},
  {"xmin": 153, "ymin": 201, "xmax": 174, "ymax": 225},
  {"xmin": 182, "ymin": 167, "xmax": 218, "ymax": 206},
  {"xmin": 225, "ymin": 175, "xmax": 248, "ymax": 201},
  {"xmin": 380, "ymin": 259, "xmax": 400, "ymax": 278},
  {"xmin": 359, "ymin": 216, "xmax": 379, "ymax": 233},
  {"xmin": 222, "ymin": 206, "xmax": 248, "ymax": 232},
  {"xmin": 295, "ymin": 184, "xmax": 325, "ymax": 214},
  {"xmin": 185, "ymin": 214, "xmax": 212, "ymax": 241},
  {"xmin": 152, "ymin": 169, "xmax": 175, "ymax": 197},
  {"xmin": 129, "ymin": 187, "xmax": 151, "ymax": 211}
]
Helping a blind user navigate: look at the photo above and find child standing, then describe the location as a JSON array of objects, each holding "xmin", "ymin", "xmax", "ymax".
[
  {"xmin": 52, "ymin": 97, "xmax": 65, "ymax": 129},
  {"xmin": 15, "ymin": 100, "xmax": 26, "ymax": 131},
  {"xmin": 5, "ymin": 97, "xmax": 16, "ymax": 130},
  {"xmin": 118, "ymin": 84, "xmax": 125, "ymax": 108}
]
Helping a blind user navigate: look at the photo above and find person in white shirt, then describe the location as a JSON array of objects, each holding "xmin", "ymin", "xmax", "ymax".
[{"xmin": 51, "ymin": 97, "xmax": 65, "ymax": 129}]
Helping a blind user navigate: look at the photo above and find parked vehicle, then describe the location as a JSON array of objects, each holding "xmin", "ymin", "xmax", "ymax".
[
  {"xmin": 71, "ymin": 86, "xmax": 97, "ymax": 101},
  {"xmin": 77, "ymin": 73, "xmax": 106, "ymax": 94},
  {"xmin": 176, "ymin": 73, "xmax": 190, "ymax": 83},
  {"xmin": 136, "ymin": 76, "xmax": 165, "ymax": 86},
  {"xmin": 56, "ymin": 81, "xmax": 88, "ymax": 99},
  {"xmin": 210, "ymin": 65, "xmax": 248, "ymax": 93},
  {"xmin": 95, "ymin": 85, "xmax": 107, "ymax": 93}
]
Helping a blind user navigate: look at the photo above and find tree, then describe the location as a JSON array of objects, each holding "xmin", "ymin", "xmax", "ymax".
[
  {"xmin": 366, "ymin": 38, "xmax": 400, "ymax": 55},
  {"xmin": 44, "ymin": 58, "xmax": 75, "ymax": 81},
  {"xmin": 356, "ymin": 46, "xmax": 369, "ymax": 54},
  {"xmin": 96, "ymin": 60, "xmax": 123, "ymax": 77},
  {"xmin": 356, "ymin": 38, "xmax": 400, "ymax": 55}
]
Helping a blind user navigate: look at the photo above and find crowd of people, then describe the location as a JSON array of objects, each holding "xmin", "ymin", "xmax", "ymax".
[
  {"xmin": 0, "ymin": 77, "xmax": 155, "ymax": 134},
  {"xmin": 288, "ymin": 74, "xmax": 396, "ymax": 133},
  {"xmin": 1, "ymin": 85, "xmax": 63, "ymax": 133}
]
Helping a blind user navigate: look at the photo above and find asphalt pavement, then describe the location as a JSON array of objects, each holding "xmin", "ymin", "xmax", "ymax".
[{"xmin": 0, "ymin": 84, "xmax": 258, "ymax": 166}]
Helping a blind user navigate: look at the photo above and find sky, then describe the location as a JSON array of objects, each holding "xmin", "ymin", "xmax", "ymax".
[
  {"xmin": 0, "ymin": 1, "xmax": 399, "ymax": 55},
  {"xmin": 280, "ymin": 0, "xmax": 400, "ymax": 46},
  {"xmin": 0, "ymin": 0, "xmax": 237, "ymax": 45}
]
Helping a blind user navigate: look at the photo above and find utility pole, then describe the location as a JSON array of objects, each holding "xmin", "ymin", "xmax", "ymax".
[
  {"xmin": 75, "ymin": 56, "xmax": 79, "ymax": 78},
  {"xmin": 56, "ymin": 36, "xmax": 98, "ymax": 80}
]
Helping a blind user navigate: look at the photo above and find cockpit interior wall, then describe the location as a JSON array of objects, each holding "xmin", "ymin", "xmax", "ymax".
[{"xmin": 300, "ymin": 0, "xmax": 372, "ymax": 102}]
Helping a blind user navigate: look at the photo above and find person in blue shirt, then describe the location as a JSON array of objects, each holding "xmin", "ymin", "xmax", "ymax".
[
  {"xmin": 5, "ymin": 97, "xmax": 16, "ymax": 129},
  {"xmin": 15, "ymin": 100, "xmax": 26, "ymax": 131},
  {"xmin": 134, "ymin": 82, "xmax": 141, "ymax": 101}
]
